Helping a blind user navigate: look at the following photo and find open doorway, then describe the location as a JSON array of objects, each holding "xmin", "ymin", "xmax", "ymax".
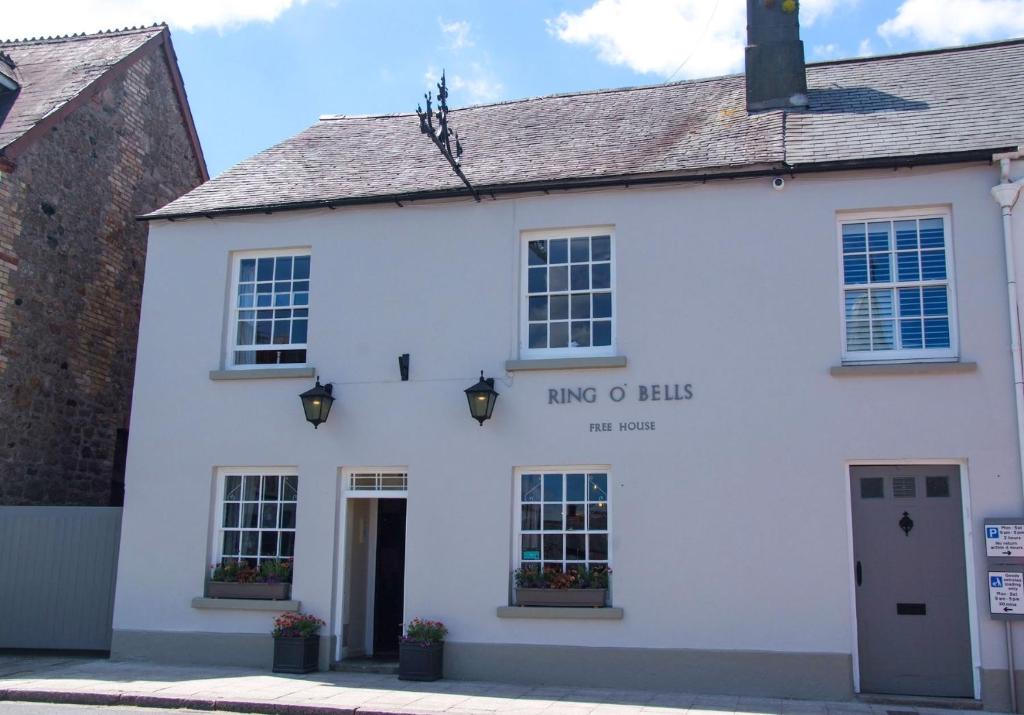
[{"xmin": 338, "ymin": 470, "xmax": 408, "ymax": 665}]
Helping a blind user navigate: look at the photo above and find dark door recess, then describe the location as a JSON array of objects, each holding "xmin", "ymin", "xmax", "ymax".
[{"xmin": 372, "ymin": 499, "xmax": 407, "ymax": 658}]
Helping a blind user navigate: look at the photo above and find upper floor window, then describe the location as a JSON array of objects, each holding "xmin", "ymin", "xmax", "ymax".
[
  {"xmin": 229, "ymin": 250, "xmax": 310, "ymax": 368},
  {"xmin": 839, "ymin": 211, "xmax": 957, "ymax": 362},
  {"xmin": 522, "ymin": 228, "xmax": 615, "ymax": 358}
]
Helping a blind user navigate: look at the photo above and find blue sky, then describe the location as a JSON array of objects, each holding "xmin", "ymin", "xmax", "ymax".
[{"xmin": 10, "ymin": 1, "xmax": 1024, "ymax": 176}]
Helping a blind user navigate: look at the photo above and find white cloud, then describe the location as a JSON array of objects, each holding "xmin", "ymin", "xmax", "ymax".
[
  {"xmin": 425, "ymin": 64, "xmax": 503, "ymax": 105},
  {"xmin": 2, "ymin": 0, "xmax": 306, "ymax": 39},
  {"xmin": 801, "ymin": 0, "xmax": 850, "ymax": 26},
  {"xmin": 439, "ymin": 18, "xmax": 473, "ymax": 50},
  {"xmin": 547, "ymin": 0, "xmax": 851, "ymax": 80},
  {"xmin": 812, "ymin": 42, "xmax": 840, "ymax": 59},
  {"xmin": 878, "ymin": 0, "xmax": 1024, "ymax": 45},
  {"xmin": 547, "ymin": 0, "xmax": 744, "ymax": 78},
  {"xmin": 857, "ymin": 37, "xmax": 874, "ymax": 56}
]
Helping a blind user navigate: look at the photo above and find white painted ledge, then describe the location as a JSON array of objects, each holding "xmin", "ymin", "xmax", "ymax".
[
  {"xmin": 191, "ymin": 597, "xmax": 300, "ymax": 612},
  {"xmin": 496, "ymin": 606, "xmax": 624, "ymax": 620},
  {"xmin": 830, "ymin": 361, "xmax": 977, "ymax": 377},
  {"xmin": 209, "ymin": 367, "xmax": 316, "ymax": 381},
  {"xmin": 504, "ymin": 356, "xmax": 627, "ymax": 372}
]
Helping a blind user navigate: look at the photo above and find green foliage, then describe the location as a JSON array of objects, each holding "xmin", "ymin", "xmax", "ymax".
[
  {"xmin": 273, "ymin": 611, "xmax": 325, "ymax": 638},
  {"xmin": 402, "ymin": 618, "xmax": 448, "ymax": 645},
  {"xmin": 513, "ymin": 564, "xmax": 610, "ymax": 590},
  {"xmin": 210, "ymin": 559, "xmax": 292, "ymax": 584}
]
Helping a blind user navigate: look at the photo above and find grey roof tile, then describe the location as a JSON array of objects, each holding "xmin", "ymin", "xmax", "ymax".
[
  {"xmin": 0, "ymin": 26, "xmax": 162, "ymax": 152},
  {"xmin": 151, "ymin": 38, "xmax": 1024, "ymax": 219}
]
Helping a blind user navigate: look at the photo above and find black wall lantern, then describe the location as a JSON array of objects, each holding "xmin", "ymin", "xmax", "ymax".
[
  {"xmin": 465, "ymin": 371, "xmax": 499, "ymax": 426},
  {"xmin": 299, "ymin": 378, "xmax": 334, "ymax": 429}
]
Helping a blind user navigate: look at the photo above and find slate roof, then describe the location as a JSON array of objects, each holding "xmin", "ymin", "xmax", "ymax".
[
  {"xmin": 0, "ymin": 26, "xmax": 164, "ymax": 153},
  {"xmin": 148, "ymin": 38, "xmax": 1024, "ymax": 219}
]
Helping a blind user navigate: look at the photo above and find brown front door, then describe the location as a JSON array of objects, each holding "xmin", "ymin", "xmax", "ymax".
[{"xmin": 850, "ymin": 465, "xmax": 972, "ymax": 697}]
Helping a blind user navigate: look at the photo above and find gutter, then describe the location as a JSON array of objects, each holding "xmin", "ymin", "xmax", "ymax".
[
  {"xmin": 140, "ymin": 148, "xmax": 1014, "ymax": 222},
  {"xmin": 991, "ymin": 147, "xmax": 1024, "ymax": 497}
]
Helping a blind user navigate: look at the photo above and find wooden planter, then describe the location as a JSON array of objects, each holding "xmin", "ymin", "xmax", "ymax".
[
  {"xmin": 206, "ymin": 581, "xmax": 291, "ymax": 600},
  {"xmin": 515, "ymin": 587, "xmax": 607, "ymax": 608},
  {"xmin": 399, "ymin": 641, "xmax": 444, "ymax": 681},
  {"xmin": 273, "ymin": 635, "xmax": 319, "ymax": 674}
]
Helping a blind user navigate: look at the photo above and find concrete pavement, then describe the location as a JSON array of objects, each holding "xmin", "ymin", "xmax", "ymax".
[{"xmin": 0, "ymin": 655, "xmax": 1007, "ymax": 715}]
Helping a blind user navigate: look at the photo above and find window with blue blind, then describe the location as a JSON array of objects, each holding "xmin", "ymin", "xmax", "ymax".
[{"xmin": 840, "ymin": 213, "xmax": 957, "ymax": 362}]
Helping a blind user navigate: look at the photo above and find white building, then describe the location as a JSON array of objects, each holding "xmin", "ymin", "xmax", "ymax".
[{"xmin": 112, "ymin": 5, "xmax": 1024, "ymax": 709}]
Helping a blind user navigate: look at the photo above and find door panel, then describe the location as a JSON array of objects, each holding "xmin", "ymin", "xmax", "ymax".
[
  {"xmin": 851, "ymin": 466, "xmax": 972, "ymax": 697},
  {"xmin": 372, "ymin": 499, "xmax": 407, "ymax": 658}
]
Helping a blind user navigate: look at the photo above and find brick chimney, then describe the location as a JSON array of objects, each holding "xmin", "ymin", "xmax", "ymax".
[{"xmin": 745, "ymin": 0, "xmax": 808, "ymax": 111}]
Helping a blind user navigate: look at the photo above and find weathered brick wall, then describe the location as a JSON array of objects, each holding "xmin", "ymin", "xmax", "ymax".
[{"xmin": 0, "ymin": 46, "xmax": 204, "ymax": 504}]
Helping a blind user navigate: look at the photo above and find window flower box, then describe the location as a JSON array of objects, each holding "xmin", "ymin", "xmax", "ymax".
[
  {"xmin": 515, "ymin": 587, "xmax": 607, "ymax": 608},
  {"xmin": 207, "ymin": 581, "xmax": 291, "ymax": 600},
  {"xmin": 399, "ymin": 618, "xmax": 447, "ymax": 682},
  {"xmin": 512, "ymin": 565, "xmax": 611, "ymax": 608},
  {"xmin": 271, "ymin": 612, "xmax": 324, "ymax": 674},
  {"xmin": 207, "ymin": 559, "xmax": 292, "ymax": 600}
]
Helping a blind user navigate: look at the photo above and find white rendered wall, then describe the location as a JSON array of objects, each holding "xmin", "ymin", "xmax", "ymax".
[{"xmin": 114, "ymin": 163, "xmax": 1021, "ymax": 671}]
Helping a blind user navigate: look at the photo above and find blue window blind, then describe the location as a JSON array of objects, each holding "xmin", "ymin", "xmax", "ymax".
[{"xmin": 841, "ymin": 217, "xmax": 952, "ymax": 356}]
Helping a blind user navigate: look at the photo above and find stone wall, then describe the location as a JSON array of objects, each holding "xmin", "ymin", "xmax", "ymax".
[{"xmin": 0, "ymin": 44, "xmax": 204, "ymax": 504}]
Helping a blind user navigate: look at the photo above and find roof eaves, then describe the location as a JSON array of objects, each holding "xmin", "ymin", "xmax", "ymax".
[{"xmin": 140, "ymin": 147, "xmax": 1013, "ymax": 222}]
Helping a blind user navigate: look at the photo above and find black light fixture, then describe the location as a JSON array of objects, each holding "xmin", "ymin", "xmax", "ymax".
[
  {"xmin": 465, "ymin": 371, "xmax": 499, "ymax": 426},
  {"xmin": 299, "ymin": 378, "xmax": 334, "ymax": 429}
]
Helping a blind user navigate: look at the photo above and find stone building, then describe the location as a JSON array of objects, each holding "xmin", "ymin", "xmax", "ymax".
[{"xmin": 0, "ymin": 26, "xmax": 207, "ymax": 505}]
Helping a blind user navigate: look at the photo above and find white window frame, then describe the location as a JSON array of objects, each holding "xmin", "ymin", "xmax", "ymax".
[
  {"xmin": 226, "ymin": 248, "xmax": 311, "ymax": 370},
  {"xmin": 211, "ymin": 466, "xmax": 299, "ymax": 569},
  {"xmin": 511, "ymin": 465, "xmax": 612, "ymax": 575},
  {"xmin": 519, "ymin": 226, "xmax": 616, "ymax": 359},
  {"xmin": 836, "ymin": 207, "xmax": 959, "ymax": 364}
]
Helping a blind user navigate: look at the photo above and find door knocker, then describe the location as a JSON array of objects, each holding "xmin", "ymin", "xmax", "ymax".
[{"xmin": 899, "ymin": 511, "xmax": 914, "ymax": 536}]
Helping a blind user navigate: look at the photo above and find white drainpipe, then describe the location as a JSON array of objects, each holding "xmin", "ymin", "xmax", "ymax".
[{"xmin": 991, "ymin": 148, "xmax": 1024, "ymax": 495}]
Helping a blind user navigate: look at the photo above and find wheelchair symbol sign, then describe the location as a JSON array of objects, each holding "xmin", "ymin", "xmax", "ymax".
[{"xmin": 993, "ymin": 576, "xmax": 1005, "ymax": 588}]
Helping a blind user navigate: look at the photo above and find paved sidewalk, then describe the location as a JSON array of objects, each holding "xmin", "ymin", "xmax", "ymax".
[{"xmin": 0, "ymin": 655, "xmax": 1006, "ymax": 715}]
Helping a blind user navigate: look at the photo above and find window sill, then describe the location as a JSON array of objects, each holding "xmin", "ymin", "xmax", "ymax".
[
  {"xmin": 505, "ymin": 356, "xmax": 627, "ymax": 372},
  {"xmin": 191, "ymin": 597, "xmax": 300, "ymax": 612},
  {"xmin": 209, "ymin": 367, "xmax": 316, "ymax": 381},
  {"xmin": 830, "ymin": 361, "xmax": 977, "ymax": 377},
  {"xmin": 496, "ymin": 606, "xmax": 624, "ymax": 620}
]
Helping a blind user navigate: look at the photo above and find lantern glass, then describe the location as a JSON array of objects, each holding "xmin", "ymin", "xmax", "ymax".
[
  {"xmin": 299, "ymin": 379, "xmax": 334, "ymax": 428},
  {"xmin": 464, "ymin": 372, "xmax": 499, "ymax": 425}
]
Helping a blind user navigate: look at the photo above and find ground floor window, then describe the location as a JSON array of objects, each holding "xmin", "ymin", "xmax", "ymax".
[
  {"xmin": 217, "ymin": 471, "xmax": 297, "ymax": 569},
  {"xmin": 516, "ymin": 467, "xmax": 610, "ymax": 573}
]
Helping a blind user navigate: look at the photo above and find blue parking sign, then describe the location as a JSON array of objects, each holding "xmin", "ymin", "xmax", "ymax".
[
  {"xmin": 992, "ymin": 576, "xmax": 1005, "ymax": 588},
  {"xmin": 988, "ymin": 527, "xmax": 1001, "ymax": 539}
]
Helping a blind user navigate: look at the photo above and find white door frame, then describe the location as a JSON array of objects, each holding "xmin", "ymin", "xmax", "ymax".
[
  {"xmin": 333, "ymin": 467, "xmax": 409, "ymax": 663},
  {"xmin": 844, "ymin": 459, "xmax": 981, "ymax": 700}
]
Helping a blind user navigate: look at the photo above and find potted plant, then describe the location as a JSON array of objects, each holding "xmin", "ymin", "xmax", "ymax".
[
  {"xmin": 272, "ymin": 611, "xmax": 324, "ymax": 674},
  {"xmin": 398, "ymin": 618, "xmax": 447, "ymax": 681},
  {"xmin": 513, "ymin": 565, "xmax": 610, "ymax": 607},
  {"xmin": 207, "ymin": 559, "xmax": 292, "ymax": 600}
]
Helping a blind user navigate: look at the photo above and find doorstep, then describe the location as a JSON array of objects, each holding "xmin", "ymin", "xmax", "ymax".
[
  {"xmin": 856, "ymin": 693, "xmax": 984, "ymax": 710},
  {"xmin": 331, "ymin": 657, "xmax": 399, "ymax": 675}
]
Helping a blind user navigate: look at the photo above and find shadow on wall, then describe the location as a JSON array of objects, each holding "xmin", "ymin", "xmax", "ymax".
[{"xmin": 808, "ymin": 87, "xmax": 930, "ymax": 114}]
